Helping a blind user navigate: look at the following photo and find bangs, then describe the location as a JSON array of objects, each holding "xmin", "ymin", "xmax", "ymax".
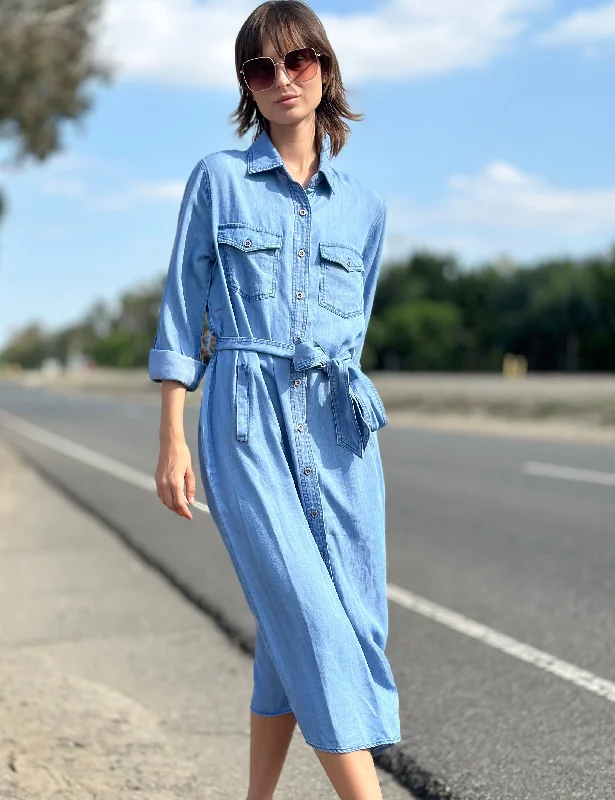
[{"xmin": 249, "ymin": 7, "xmax": 312, "ymax": 60}]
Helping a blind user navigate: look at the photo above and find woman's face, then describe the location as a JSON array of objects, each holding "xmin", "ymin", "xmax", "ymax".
[{"xmin": 247, "ymin": 36, "xmax": 325, "ymax": 127}]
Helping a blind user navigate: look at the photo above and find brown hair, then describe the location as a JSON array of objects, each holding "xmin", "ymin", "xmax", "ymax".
[{"xmin": 229, "ymin": 0, "xmax": 363, "ymax": 157}]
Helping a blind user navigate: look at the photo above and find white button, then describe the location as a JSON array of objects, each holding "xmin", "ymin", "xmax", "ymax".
[
  {"xmin": 298, "ymin": 249, "xmax": 305, "ymax": 257},
  {"xmin": 244, "ymin": 239, "xmax": 252, "ymax": 247},
  {"xmin": 293, "ymin": 379, "xmax": 301, "ymax": 387},
  {"xmin": 297, "ymin": 423, "xmax": 304, "ymax": 432},
  {"xmin": 304, "ymin": 467, "xmax": 312, "ymax": 475},
  {"xmin": 296, "ymin": 291, "xmax": 304, "ymax": 299},
  {"xmin": 311, "ymin": 509, "xmax": 318, "ymax": 517},
  {"xmin": 299, "ymin": 208, "xmax": 307, "ymax": 216}
]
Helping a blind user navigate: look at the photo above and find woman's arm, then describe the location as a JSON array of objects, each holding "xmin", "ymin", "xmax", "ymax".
[
  {"xmin": 150, "ymin": 159, "xmax": 215, "ymax": 519},
  {"xmin": 149, "ymin": 158, "xmax": 215, "ymax": 390},
  {"xmin": 160, "ymin": 379, "xmax": 188, "ymax": 443},
  {"xmin": 155, "ymin": 379, "xmax": 196, "ymax": 520},
  {"xmin": 354, "ymin": 199, "xmax": 387, "ymax": 369}
]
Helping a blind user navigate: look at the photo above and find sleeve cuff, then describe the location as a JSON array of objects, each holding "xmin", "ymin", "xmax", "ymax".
[{"xmin": 148, "ymin": 348, "xmax": 206, "ymax": 392}]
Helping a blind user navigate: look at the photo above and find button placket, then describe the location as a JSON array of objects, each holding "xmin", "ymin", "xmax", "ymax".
[
  {"xmin": 291, "ymin": 186, "xmax": 310, "ymax": 344},
  {"xmin": 287, "ymin": 187, "xmax": 332, "ymax": 578},
  {"xmin": 289, "ymin": 363, "xmax": 331, "ymax": 578}
]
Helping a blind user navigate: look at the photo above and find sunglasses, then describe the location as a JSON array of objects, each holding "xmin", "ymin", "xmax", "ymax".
[{"xmin": 240, "ymin": 47, "xmax": 322, "ymax": 93}]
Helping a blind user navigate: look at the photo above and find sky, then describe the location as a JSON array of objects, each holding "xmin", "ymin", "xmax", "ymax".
[{"xmin": 1, "ymin": 0, "xmax": 614, "ymax": 348}]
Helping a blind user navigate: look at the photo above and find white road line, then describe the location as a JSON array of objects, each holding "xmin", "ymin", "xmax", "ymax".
[
  {"xmin": 0, "ymin": 409, "xmax": 210, "ymax": 514},
  {"xmin": 3, "ymin": 410, "xmax": 614, "ymax": 704},
  {"xmin": 386, "ymin": 583, "xmax": 615, "ymax": 704},
  {"xmin": 524, "ymin": 460, "xmax": 615, "ymax": 487}
]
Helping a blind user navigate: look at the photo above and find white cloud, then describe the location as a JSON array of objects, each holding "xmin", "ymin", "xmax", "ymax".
[
  {"xmin": 4, "ymin": 151, "xmax": 120, "ymax": 196},
  {"xmin": 42, "ymin": 153, "xmax": 113, "ymax": 174},
  {"xmin": 98, "ymin": 0, "xmax": 547, "ymax": 88},
  {"xmin": 42, "ymin": 178, "xmax": 85, "ymax": 197},
  {"xmin": 537, "ymin": 1, "xmax": 615, "ymax": 46},
  {"xmin": 95, "ymin": 180, "xmax": 185, "ymax": 210},
  {"xmin": 443, "ymin": 161, "xmax": 615, "ymax": 231},
  {"xmin": 3, "ymin": 145, "xmax": 184, "ymax": 211},
  {"xmin": 386, "ymin": 161, "xmax": 615, "ymax": 264}
]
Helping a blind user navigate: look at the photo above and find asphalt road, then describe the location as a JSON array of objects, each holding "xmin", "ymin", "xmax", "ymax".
[{"xmin": 1, "ymin": 378, "xmax": 614, "ymax": 800}]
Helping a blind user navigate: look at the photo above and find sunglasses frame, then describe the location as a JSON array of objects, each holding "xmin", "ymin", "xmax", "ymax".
[{"xmin": 240, "ymin": 46, "xmax": 323, "ymax": 93}]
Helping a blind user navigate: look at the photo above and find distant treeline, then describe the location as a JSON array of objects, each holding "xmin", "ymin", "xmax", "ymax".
[
  {"xmin": 363, "ymin": 244, "xmax": 615, "ymax": 372},
  {"xmin": 3, "ymin": 243, "xmax": 615, "ymax": 372}
]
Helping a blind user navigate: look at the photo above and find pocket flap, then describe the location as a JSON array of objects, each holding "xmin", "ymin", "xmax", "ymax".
[
  {"xmin": 320, "ymin": 243, "xmax": 364, "ymax": 271},
  {"xmin": 217, "ymin": 224, "xmax": 282, "ymax": 252}
]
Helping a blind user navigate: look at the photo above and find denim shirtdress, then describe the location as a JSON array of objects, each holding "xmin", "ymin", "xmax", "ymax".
[{"xmin": 148, "ymin": 129, "xmax": 401, "ymax": 755}]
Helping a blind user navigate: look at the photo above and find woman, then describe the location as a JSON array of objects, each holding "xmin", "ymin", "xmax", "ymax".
[{"xmin": 149, "ymin": 1, "xmax": 401, "ymax": 797}]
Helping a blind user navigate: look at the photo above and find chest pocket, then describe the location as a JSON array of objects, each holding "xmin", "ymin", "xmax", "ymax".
[
  {"xmin": 217, "ymin": 223, "xmax": 283, "ymax": 301},
  {"xmin": 318, "ymin": 243, "xmax": 365, "ymax": 318}
]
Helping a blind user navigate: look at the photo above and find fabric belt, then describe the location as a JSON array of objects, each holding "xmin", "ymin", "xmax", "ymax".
[{"xmin": 208, "ymin": 334, "xmax": 387, "ymax": 458}]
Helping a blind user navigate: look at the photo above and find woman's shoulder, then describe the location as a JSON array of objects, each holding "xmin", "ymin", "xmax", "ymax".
[
  {"xmin": 332, "ymin": 166, "xmax": 385, "ymax": 218},
  {"xmin": 178, "ymin": 144, "xmax": 250, "ymax": 201},
  {"xmin": 196, "ymin": 142, "xmax": 250, "ymax": 177}
]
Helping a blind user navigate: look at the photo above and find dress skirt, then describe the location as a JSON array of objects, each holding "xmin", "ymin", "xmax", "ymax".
[{"xmin": 197, "ymin": 342, "xmax": 401, "ymax": 755}]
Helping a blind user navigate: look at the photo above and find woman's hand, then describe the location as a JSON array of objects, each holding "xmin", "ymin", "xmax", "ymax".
[{"xmin": 155, "ymin": 437, "xmax": 196, "ymax": 520}]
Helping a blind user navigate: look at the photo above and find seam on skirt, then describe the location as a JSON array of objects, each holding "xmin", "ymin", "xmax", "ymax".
[
  {"xmin": 304, "ymin": 734, "xmax": 401, "ymax": 754},
  {"xmin": 250, "ymin": 705, "xmax": 295, "ymax": 717}
]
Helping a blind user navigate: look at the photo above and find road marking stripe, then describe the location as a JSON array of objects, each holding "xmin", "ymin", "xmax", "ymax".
[
  {"xmin": 386, "ymin": 583, "xmax": 615, "ymax": 703},
  {"xmin": 0, "ymin": 409, "xmax": 210, "ymax": 514},
  {"xmin": 524, "ymin": 460, "xmax": 615, "ymax": 486},
  {"xmin": 3, "ymin": 410, "xmax": 614, "ymax": 704}
]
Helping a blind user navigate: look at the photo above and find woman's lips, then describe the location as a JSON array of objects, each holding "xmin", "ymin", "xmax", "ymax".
[{"xmin": 277, "ymin": 96, "xmax": 298, "ymax": 105}]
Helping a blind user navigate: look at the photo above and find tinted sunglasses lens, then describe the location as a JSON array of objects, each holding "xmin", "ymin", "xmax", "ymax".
[
  {"xmin": 244, "ymin": 58, "xmax": 274, "ymax": 91},
  {"xmin": 285, "ymin": 48, "xmax": 317, "ymax": 81},
  {"xmin": 243, "ymin": 49, "xmax": 318, "ymax": 91}
]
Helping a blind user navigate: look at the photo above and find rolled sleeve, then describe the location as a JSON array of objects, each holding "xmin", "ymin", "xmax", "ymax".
[
  {"xmin": 353, "ymin": 199, "xmax": 387, "ymax": 369},
  {"xmin": 149, "ymin": 159, "xmax": 214, "ymax": 391},
  {"xmin": 148, "ymin": 348, "xmax": 206, "ymax": 392}
]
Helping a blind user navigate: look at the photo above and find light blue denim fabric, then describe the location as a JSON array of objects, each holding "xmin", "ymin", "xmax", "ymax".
[{"xmin": 149, "ymin": 129, "xmax": 401, "ymax": 755}]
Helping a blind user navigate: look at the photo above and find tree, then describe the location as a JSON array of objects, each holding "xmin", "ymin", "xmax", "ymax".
[
  {"xmin": 1, "ymin": 322, "xmax": 49, "ymax": 368},
  {"xmin": 378, "ymin": 301, "xmax": 465, "ymax": 371},
  {"xmin": 496, "ymin": 259, "xmax": 599, "ymax": 371},
  {"xmin": 0, "ymin": 0, "xmax": 108, "ymax": 218}
]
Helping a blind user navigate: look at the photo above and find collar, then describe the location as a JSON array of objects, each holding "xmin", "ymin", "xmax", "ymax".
[{"xmin": 247, "ymin": 128, "xmax": 337, "ymax": 194}]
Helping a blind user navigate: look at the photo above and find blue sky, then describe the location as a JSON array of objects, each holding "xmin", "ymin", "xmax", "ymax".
[{"xmin": 1, "ymin": 0, "xmax": 614, "ymax": 348}]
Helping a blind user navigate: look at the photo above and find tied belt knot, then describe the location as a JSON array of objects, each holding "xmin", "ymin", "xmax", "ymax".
[{"xmin": 209, "ymin": 335, "xmax": 387, "ymax": 458}]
